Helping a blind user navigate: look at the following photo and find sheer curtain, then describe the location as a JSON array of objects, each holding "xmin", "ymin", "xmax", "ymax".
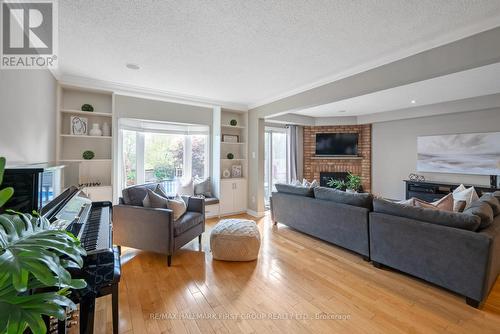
[{"xmin": 286, "ymin": 125, "xmax": 303, "ymax": 183}]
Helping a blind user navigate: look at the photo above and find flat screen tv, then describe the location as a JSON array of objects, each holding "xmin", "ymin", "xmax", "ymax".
[{"xmin": 315, "ymin": 133, "xmax": 358, "ymax": 156}]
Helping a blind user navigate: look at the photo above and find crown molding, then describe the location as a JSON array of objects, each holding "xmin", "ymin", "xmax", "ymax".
[
  {"xmin": 248, "ymin": 17, "xmax": 500, "ymax": 110},
  {"xmin": 57, "ymin": 74, "xmax": 249, "ymax": 111}
]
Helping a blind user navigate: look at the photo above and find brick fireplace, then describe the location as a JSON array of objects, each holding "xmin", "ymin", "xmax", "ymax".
[{"xmin": 303, "ymin": 124, "xmax": 372, "ymax": 192}]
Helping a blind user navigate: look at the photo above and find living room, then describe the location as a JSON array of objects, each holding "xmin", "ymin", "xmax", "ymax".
[{"xmin": 1, "ymin": 1, "xmax": 500, "ymax": 333}]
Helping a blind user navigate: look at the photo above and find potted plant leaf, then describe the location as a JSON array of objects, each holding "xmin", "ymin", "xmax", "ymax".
[
  {"xmin": 0, "ymin": 157, "xmax": 87, "ymax": 334},
  {"xmin": 327, "ymin": 178, "xmax": 347, "ymax": 190},
  {"xmin": 345, "ymin": 172, "xmax": 362, "ymax": 193}
]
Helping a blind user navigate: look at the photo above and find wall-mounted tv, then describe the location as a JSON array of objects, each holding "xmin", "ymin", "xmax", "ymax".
[
  {"xmin": 417, "ymin": 132, "xmax": 500, "ymax": 175},
  {"xmin": 315, "ymin": 133, "xmax": 359, "ymax": 156}
]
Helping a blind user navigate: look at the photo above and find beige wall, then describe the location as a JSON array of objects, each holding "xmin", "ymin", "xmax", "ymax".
[
  {"xmin": 372, "ymin": 108, "xmax": 500, "ymax": 200},
  {"xmin": 0, "ymin": 70, "xmax": 57, "ymax": 163}
]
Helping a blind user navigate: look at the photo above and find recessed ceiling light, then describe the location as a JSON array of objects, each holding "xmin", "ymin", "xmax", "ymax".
[
  {"xmin": 126, "ymin": 63, "xmax": 140, "ymax": 70},
  {"xmin": 411, "ymin": 100, "xmax": 416, "ymax": 104}
]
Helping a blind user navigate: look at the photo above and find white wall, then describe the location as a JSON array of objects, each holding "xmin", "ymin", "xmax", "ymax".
[
  {"xmin": 0, "ymin": 70, "xmax": 57, "ymax": 163},
  {"xmin": 372, "ymin": 108, "xmax": 500, "ymax": 199}
]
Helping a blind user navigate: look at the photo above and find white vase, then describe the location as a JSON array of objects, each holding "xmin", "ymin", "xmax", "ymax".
[
  {"xmin": 102, "ymin": 122, "xmax": 111, "ymax": 136},
  {"xmin": 89, "ymin": 123, "xmax": 102, "ymax": 136}
]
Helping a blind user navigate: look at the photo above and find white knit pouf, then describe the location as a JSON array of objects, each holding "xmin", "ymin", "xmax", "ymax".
[{"xmin": 210, "ymin": 219, "xmax": 261, "ymax": 261}]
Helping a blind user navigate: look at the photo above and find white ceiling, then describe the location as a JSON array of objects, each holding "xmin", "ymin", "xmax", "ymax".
[
  {"xmin": 292, "ymin": 62, "xmax": 500, "ymax": 117},
  {"xmin": 59, "ymin": 1, "xmax": 500, "ymax": 108}
]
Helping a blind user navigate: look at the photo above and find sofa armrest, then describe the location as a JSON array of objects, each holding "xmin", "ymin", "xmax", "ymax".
[
  {"xmin": 369, "ymin": 212, "xmax": 492, "ymax": 302},
  {"xmin": 113, "ymin": 204, "xmax": 174, "ymax": 254},
  {"xmin": 182, "ymin": 196, "xmax": 205, "ymax": 215}
]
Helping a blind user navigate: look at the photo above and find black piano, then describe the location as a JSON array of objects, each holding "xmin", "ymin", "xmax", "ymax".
[{"xmin": 42, "ymin": 187, "xmax": 120, "ymax": 334}]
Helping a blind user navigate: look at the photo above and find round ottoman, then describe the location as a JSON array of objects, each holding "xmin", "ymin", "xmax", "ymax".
[{"xmin": 210, "ymin": 219, "xmax": 261, "ymax": 261}]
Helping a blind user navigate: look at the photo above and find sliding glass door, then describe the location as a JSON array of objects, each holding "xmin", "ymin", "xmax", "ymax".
[{"xmin": 264, "ymin": 127, "xmax": 288, "ymax": 206}]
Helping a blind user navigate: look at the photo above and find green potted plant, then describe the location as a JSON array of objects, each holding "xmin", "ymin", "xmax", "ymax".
[
  {"xmin": 346, "ymin": 172, "xmax": 362, "ymax": 193},
  {"xmin": 0, "ymin": 157, "xmax": 87, "ymax": 334},
  {"xmin": 327, "ymin": 178, "xmax": 346, "ymax": 190}
]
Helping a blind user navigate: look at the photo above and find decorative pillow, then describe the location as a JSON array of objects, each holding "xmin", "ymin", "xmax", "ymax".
[
  {"xmin": 463, "ymin": 201, "xmax": 494, "ymax": 230},
  {"xmin": 479, "ymin": 193, "xmax": 500, "ymax": 216},
  {"xmin": 194, "ymin": 177, "xmax": 212, "ymax": 197},
  {"xmin": 453, "ymin": 200, "xmax": 467, "ymax": 213},
  {"xmin": 397, "ymin": 198, "xmax": 415, "ymax": 206},
  {"xmin": 155, "ymin": 184, "xmax": 170, "ymax": 198},
  {"xmin": 302, "ymin": 179, "xmax": 319, "ymax": 188},
  {"xmin": 290, "ymin": 179, "xmax": 302, "ymax": 186},
  {"xmin": 275, "ymin": 183, "xmax": 314, "ymax": 197},
  {"xmin": 143, "ymin": 189, "xmax": 169, "ymax": 208},
  {"xmin": 167, "ymin": 194, "xmax": 187, "ymax": 221},
  {"xmin": 122, "ymin": 183, "xmax": 157, "ymax": 206},
  {"xmin": 373, "ymin": 198, "xmax": 481, "ymax": 231},
  {"xmin": 452, "ymin": 184, "xmax": 479, "ymax": 209},
  {"xmin": 414, "ymin": 193, "xmax": 454, "ymax": 212},
  {"xmin": 176, "ymin": 178, "xmax": 194, "ymax": 196}
]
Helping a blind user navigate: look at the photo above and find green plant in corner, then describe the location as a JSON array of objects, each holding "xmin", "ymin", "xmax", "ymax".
[
  {"xmin": 346, "ymin": 172, "xmax": 362, "ymax": 192},
  {"xmin": 327, "ymin": 178, "xmax": 346, "ymax": 190},
  {"xmin": 229, "ymin": 119, "xmax": 237, "ymax": 126},
  {"xmin": 0, "ymin": 157, "xmax": 87, "ymax": 334}
]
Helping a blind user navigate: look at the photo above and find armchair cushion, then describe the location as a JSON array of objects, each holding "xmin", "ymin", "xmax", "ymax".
[
  {"xmin": 143, "ymin": 189, "xmax": 169, "ymax": 208},
  {"xmin": 174, "ymin": 212, "xmax": 204, "ymax": 236},
  {"xmin": 122, "ymin": 183, "xmax": 157, "ymax": 206}
]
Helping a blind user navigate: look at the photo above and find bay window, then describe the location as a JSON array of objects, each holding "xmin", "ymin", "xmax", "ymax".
[{"xmin": 119, "ymin": 119, "xmax": 209, "ymax": 194}]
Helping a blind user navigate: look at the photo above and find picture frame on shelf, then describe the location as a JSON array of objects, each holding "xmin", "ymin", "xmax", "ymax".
[
  {"xmin": 222, "ymin": 134, "xmax": 239, "ymax": 143},
  {"xmin": 231, "ymin": 165, "xmax": 242, "ymax": 178},
  {"xmin": 70, "ymin": 116, "xmax": 88, "ymax": 135}
]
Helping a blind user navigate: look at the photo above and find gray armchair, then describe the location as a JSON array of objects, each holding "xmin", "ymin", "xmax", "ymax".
[{"xmin": 113, "ymin": 183, "xmax": 205, "ymax": 266}]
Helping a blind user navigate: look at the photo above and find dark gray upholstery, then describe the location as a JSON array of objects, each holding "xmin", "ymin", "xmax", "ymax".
[
  {"xmin": 313, "ymin": 187, "xmax": 373, "ymax": 209},
  {"xmin": 174, "ymin": 212, "xmax": 204, "ymax": 236},
  {"xmin": 494, "ymin": 191, "xmax": 500, "ymax": 200},
  {"xmin": 480, "ymin": 193, "xmax": 500, "ymax": 216},
  {"xmin": 121, "ymin": 182, "xmax": 158, "ymax": 206},
  {"xmin": 270, "ymin": 191, "xmax": 370, "ymax": 257},
  {"xmin": 275, "ymin": 183, "xmax": 314, "ymax": 197},
  {"xmin": 373, "ymin": 198, "xmax": 481, "ymax": 231},
  {"xmin": 464, "ymin": 201, "xmax": 494, "ymax": 230},
  {"xmin": 114, "ymin": 183, "xmax": 205, "ymax": 266},
  {"xmin": 369, "ymin": 212, "xmax": 500, "ymax": 305}
]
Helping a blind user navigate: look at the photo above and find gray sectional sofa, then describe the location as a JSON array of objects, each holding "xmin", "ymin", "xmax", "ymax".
[
  {"xmin": 271, "ymin": 184, "xmax": 500, "ymax": 307},
  {"xmin": 270, "ymin": 184, "xmax": 373, "ymax": 259},
  {"xmin": 370, "ymin": 192, "xmax": 500, "ymax": 307}
]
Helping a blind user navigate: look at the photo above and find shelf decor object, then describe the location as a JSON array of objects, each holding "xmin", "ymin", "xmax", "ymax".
[
  {"xmin": 222, "ymin": 134, "xmax": 239, "ymax": 143},
  {"xmin": 227, "ymin": 153, "xmax": 234, "ymax": 160},
  {"xmin": 70, "ymin": 116, "xmax": 88, "ymax": 135},
  {"xmin": 89, "ymin": 123, "xmax": 102, "ymax": 136},
  {"xmin": 102, "ymin": 122, "xmax": 111, "ymax": 136},
  {"xmin": 81, "ymin": 103, "xmax": 94, "ymax": 112},
  {"xmin": 230, "ymin": 119, "xmax": 237, "ymax": 126},
  {"xmin": 82, "ymin": 150, "xmax": 95, "ymax": 160},
  {"xmin": 231, "ymin": 165, "xmax": 242, "ymax": 178},
  {"xmin": 223, "ymin": 168, "xmax": 231, "ymax": 178}
]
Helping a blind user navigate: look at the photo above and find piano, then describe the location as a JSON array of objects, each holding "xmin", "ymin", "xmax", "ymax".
[{"xmin": 42, "ymin": 186, "xmax": 120, "ymax": 334}]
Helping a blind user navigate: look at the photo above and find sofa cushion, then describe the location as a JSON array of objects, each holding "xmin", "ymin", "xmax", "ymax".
[
  {"xmin": 494, "ymin": 191, "xmax": 500, "ymax": 201},
  {"xmin": 194, "ymin": 177, "xmax": 213, "ymax": 197},
  {"xmin": 452, "ymin": 184, "xmax": 479, "ymax": 209},
  {"xmin": 122, "ymin": 183, "xmax": 158, "ymax": 206},
  {"xmin": 143, "ymin": 189, "xmax": 169, "ymax": 209},
  {"xmin": 479, "ymin": 193, "xmax": 500, "ymax": 216},
  {"xmin": 167, "ymin": 194, "xmax": 187, "ymax": 221},
  {"xmin": 173, "ymin": 212, "xmax": 204, "ymax": 236},
  {"xmin": 314, "ymin": 187, "xmax": 373, "ymax": 209},
  {"xmin": 414, "ymin": 193, "xmax": 454, "ymax": 211},
  {"xmin": 275, "ymin": 183, "xmax": 314, "ymax": 197},
  {"xmin": 204, "ymin": 197, "xmax": 219, "ymax": 205},
  {"xmin": 464, "ymin": 201, "xmax": 494, "ymax": 230},
  {"xmin": 373, "ymin": 198, "xmax": 481, "ymax": 231}
]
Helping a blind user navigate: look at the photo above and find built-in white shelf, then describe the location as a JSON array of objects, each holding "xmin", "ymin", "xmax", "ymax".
[
  {"xmin": 221, "ymin": 142, "xmax": 246, "ymax": 145},
  {"xmin": 221, "ymin": 125, "xmax": 245, "ymax": 129},
  {"xmin": 60, "ymin": 109, "xmax": 112, "ymax": 117},
  {"xmin": 221, "ymin": 158, "xmax": 246, "ymax": 161},
  {"xmin": 60, "ymin": 159, "xmax": 112, "ymax": 162},
  {"xmin": 60, "ymin": 134, "xmax": 112, "ymax": 139},
  {"xmin": 221, "ymin": 177, "xmax": 246, "ymax": 180}
]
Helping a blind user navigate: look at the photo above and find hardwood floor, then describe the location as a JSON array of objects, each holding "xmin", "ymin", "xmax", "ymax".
[{"xmin": 88, "ymin": 213, "xmax": 500, "ymax": 334}]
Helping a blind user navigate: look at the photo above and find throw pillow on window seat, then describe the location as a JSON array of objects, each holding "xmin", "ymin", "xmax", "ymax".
[
  {"xmin": 194, "ymin": 177, "xmax": 213, "ymax": 197},
  {"xmin": 176, "ymin": 178, "xmax": 194, "ymax": 196}
]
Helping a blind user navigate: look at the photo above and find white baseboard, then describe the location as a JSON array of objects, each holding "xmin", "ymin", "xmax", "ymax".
[{"xmin": 246, "ymin": 209, "xmax": 266, "ymax": 218}]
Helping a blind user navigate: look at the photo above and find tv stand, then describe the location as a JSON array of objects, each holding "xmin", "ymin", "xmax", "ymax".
[{"xmin": 404, "ymin": 180, "xmax": 497, "ymax": 202}]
